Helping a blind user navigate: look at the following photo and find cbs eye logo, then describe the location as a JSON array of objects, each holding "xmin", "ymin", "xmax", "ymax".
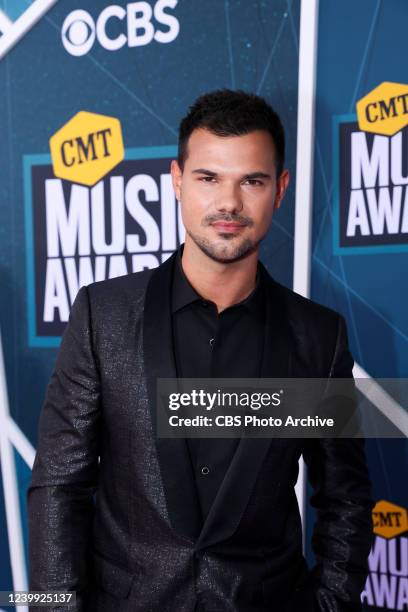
[
  {"xmin": 62, "ymin": 10, "xmax": 95, "ymax": 57},
  {"xmin": 61, "ymin": 2, "xmax": 180, "ymax": 57}
]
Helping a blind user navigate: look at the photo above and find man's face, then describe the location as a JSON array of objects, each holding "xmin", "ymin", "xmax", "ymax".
[{"xmin": 171, "ymin": 128, "xmax": 289, "ymax": 263}]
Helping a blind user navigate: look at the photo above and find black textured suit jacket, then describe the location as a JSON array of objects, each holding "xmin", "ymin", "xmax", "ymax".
[{"xmin": 28, "ymin": 249, "xmax": 374, "ymax": 612}]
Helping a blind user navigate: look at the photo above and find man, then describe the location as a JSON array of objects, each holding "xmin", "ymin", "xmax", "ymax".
[{"xmin": 28, "ymin": 90, "xmax": 374, "ymax": 612}]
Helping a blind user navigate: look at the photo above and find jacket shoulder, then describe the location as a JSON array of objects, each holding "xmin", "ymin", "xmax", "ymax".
[
  {"xmin": 269, "ymin": 279, "xmax": 352, "ymax": 376},
  {"xmin": 273, "ymin": 279, "xmax": 341, "ymax": 328},
  {"xmin": 270, "ymin": 275, "xmax": 345, "ymax": 346},
  {"xmin": 86, "ymin": 268, "xmax": 154, "ymax": 302}
]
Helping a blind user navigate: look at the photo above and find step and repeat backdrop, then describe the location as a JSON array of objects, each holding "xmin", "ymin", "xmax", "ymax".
[
  {"xmin": 0, "ymin": 1, "xmax": 407, "ymax": 610},
  {"xmin": 308, "ymin": 2, "xmax": 408, "ymax": 611}
]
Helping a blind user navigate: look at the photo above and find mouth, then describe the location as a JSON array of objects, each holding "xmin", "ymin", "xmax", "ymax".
[{"xmin": 210, "ymin": 222, "xmax": 246, "ymax": 233}]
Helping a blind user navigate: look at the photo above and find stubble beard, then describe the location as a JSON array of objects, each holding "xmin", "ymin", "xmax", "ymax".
[{"xmin": 186, "ymin": 229, "xmax": 259, "ymax": 263}]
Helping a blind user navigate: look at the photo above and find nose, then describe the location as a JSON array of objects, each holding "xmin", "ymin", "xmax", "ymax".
[{"xmin": 215, "ymin": 183, "xmax": 243, "ymax": 214}]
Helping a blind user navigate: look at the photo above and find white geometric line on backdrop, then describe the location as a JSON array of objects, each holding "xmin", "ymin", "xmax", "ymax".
[
  {"xmin": 0, "ymin": 0, "xmax": 58, "ymax": 60},
  {"xmin": 0, "ymin": 328, "xmax": 28, "ymax": 612},
  {"xmin": 353, "ymin": 364, "xmax": 408, "ymax": 437}
]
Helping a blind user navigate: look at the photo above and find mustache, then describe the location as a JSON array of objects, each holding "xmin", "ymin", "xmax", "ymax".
[{"xmin": 202, "ymin": 213, "xmax": 254, "ymax": 227}]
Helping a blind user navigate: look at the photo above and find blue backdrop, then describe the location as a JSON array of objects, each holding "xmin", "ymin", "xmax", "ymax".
[
  {"xmin": 0, "ymin": 0, "xmax": 300, "ymax": 599},
  {"xmin": 0, "ymin": 1, "xmax": 407, "ymax": 610}
]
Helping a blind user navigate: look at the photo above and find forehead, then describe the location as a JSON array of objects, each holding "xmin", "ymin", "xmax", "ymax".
[{"xmin": 184, "ymin": 128, "xmax": 276, "ymax": 171}]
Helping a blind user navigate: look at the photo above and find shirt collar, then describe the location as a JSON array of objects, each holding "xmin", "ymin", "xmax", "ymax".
[{"xmin": 171, "ymin": 244, "xmax": 264, "ymax": 316}]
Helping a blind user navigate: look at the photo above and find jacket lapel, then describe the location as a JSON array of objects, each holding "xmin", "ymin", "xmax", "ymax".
[
  {"xmin": 195, "ymin": 263, "xmax": 292, "ymax": 550},
  {"xmin": 143, "ymin": 250, "xmax": 202, "ymax": 541}
]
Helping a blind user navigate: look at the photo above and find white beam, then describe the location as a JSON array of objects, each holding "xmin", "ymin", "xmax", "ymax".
[
  {"xmin": 293, "ymin": 0, "xmax": 319, "ymax": 299},
  {"xmin": 353, "ymin": 363, "xmax": 408, "ymax": 437},
  {"xmin": 0, "ymin": 0, "xmax": 58, "ymax": 60},
  {"xmin": 7, "ymin": 417, "xmax": 36, "ymax": 470},
  {"xmin": 0, "ymin": 10, "xmax": 13, "ymax": 36},
  {"xmin": 293, "ymin": 0, "xmax": 320, "ymax": 532},
  {"xmin": 0, "ymin": 329, "xmax": 28, "ymax": 610}
]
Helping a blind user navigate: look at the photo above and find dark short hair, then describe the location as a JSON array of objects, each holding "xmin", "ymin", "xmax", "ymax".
[{"xmin": 178, "ymin": 89, "xmax": 285, "ymax": 176}]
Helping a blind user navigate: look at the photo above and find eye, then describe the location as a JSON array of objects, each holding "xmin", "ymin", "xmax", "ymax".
[
  {"xmin": 244, "ymin": 178, "xmax": 264, "ymax": 186},
  {"xmin": 199, "ymin": 176, "xmax": 217, "ymax": 183}
]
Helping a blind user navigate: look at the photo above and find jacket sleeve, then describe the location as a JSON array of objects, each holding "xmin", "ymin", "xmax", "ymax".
[
  {"xmin": 302, "ymin": 315, "xmax": 375, "ymax": 612},
  {"xmin": 27, "ymin": 285, "xmax": 101, "ymax": 611}
]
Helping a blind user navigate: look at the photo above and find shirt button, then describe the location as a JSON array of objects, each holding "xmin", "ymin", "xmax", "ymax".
[
  {"xmin": 201, "ymin": 300, "xmax": 209, "ymax": 307},
  {"xmin": 209, "ymin": 338, "xmax": 215, "ymax": 348},
  {"xmin": 201, "ymin": 466, "xmax": 210, "ymax": 475}
]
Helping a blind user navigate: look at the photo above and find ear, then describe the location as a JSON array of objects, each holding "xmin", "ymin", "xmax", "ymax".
[
  {"xmin": 273, "ymin": 169, "xmax": 290, "ymax": 210},
  {"xmin": 171, "ymin": 159, "xmax": 183, "ymax": 201}
]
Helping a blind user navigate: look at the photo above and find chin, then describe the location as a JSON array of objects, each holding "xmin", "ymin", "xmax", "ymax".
[{"xmin": 190, "ymin": 232, "xmax": 257, "ymax": 263}]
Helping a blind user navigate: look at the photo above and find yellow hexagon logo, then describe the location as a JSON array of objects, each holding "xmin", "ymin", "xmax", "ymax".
[
  {"xmin": 372, "ymin": 500, "xmax": 408, "ymax": 539},
  {"xmin": 49, "ymin": 111, "xmax": 124, "ymax": 186},
  {"xmin": 357, "ymin": 82, "xmax": 408, "ymax": 136}
]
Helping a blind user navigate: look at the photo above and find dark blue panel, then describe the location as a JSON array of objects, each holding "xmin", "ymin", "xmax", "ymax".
[{"xmin": 308, "ymin": 5, "xmax": 408, "ymax": 610}]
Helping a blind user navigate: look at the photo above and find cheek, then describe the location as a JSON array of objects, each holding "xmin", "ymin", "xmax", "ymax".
[
  {"xmin": 180, "ymin": 185, "xmax": 212, "ymax": 221},
  {"xmin": 179, "ymin": 195, "xmax": 203, "ymax": 230},
  {"xmin": 264, "ymin": 205, "xmax": 275, "ymax": 225},
  {"xmin": 186, "ymin": 183, "xmax": 213, "ymax": 206},
  {"xmin": 247, "ymin": 199, "xmax": 274, "ymax": 228}
]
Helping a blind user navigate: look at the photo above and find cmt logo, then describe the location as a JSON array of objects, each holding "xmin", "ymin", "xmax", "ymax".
[
  {"xmin": 361, "ymin": 499, "xmax": 407, "ymax": 610},
  {"xmin": 23, "ymin": 145, "xmax": 182, "ymax": 345},
  {"xmin": 334, "ymin": 82, "xmax": 408, "ymax": 254},
  {"xmin": 61, "ymin": 1, "xmax": 179, "ymax": 57},
  {"xmin": 49, "ymin": 111, "xmax": 124, "ymax": 186},
  {"xmin": 357, "ymin": 82, "xmax": 408, "ymax": 136},
  {"xmin": 372, "ymin": 500, "xmax": 408, "ymax": 539}
]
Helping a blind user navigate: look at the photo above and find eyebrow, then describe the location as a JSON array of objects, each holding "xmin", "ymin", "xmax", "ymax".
[{"xmin": 191, "ymin": 168, "xmax": 272, "ymax": 180}]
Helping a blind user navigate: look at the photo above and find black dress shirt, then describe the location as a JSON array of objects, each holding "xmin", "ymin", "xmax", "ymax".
[{"xmin": 171, "ymin": 247, "xmax": 265, "ymax": 521}]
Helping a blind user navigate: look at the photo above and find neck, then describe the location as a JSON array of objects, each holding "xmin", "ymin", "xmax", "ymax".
[{"xmin": 181, "ymin": 239, "xmax": 259, "ymax": 313}]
